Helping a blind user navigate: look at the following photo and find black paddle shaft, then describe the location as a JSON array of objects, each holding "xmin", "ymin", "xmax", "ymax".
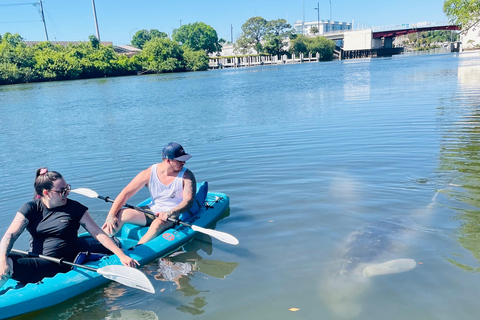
[
  {"xmin": 11, "ymin": 249, "xmax": 98, "ymax": 272},
  {"xmin": 97, "ymin": 195, "xmax": 193, "ymax": 228}
]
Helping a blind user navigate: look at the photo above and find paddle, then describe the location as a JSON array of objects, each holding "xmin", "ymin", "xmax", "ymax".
[
  {"xmin": 71, "ymin": 188, "xmax": 239, "ymax": 245},
  {"xmin": 11, "ymin": 249, "xmax": 155, "ymax": 293}
]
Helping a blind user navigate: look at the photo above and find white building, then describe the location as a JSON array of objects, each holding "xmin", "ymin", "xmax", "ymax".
[
  {"xmin": 293, "ymin": 20, "xmax": 352, "ymax": 36},
  {"xmin": 461, "ymin": 22, "xmax": 480, "ymax": 50}
]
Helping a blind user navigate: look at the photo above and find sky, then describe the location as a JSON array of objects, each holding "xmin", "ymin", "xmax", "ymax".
[{"xmin": 0, "ymin": 0, "xmax": 449, "ymax": 45}]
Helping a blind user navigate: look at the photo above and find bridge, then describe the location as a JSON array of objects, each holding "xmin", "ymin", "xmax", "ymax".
[{"xmin": 319, "ymin": 22, "xmax": 460, "ymax": 59}]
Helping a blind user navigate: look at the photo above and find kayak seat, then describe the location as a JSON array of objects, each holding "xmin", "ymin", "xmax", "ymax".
[
  {"xmin": 73, "ymin": 252, "xmax": 109, "ymax": 265},
  {"xmin": 120, "ymin": 223, "xmax": 148, "ymax": 240}
]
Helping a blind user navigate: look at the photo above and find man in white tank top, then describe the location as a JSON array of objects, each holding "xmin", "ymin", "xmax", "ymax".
[{"xmin": 102, "ymin": 142, "xmax": 196, "ymax": 245}]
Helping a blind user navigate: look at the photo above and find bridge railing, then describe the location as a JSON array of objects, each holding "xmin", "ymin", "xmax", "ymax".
[{"xmin": 371, "ymin": 21, "xmax": 452, "ymax": 32}]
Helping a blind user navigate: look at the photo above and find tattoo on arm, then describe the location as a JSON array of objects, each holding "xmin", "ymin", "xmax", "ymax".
[
  {"xmin": 183, "ymin": 169, "xmax": 196, "ymax": 196},
  {"xmin": 0, "ymin": 215, "xmax": 28, "ymax": 255}
]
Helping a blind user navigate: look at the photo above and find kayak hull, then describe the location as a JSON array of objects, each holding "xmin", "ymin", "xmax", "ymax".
[{"xmin": 0, "ymin": 191, "xmax": 229, "ymax": 319}]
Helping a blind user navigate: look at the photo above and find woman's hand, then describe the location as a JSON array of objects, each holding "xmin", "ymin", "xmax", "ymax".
[
  {"xmin": 0, "ymin": 257, "xmax": 13, "ymax": 279},
  {"xmin": 119, "ymin": 254, "xmax": 140, "ymax": 268}
]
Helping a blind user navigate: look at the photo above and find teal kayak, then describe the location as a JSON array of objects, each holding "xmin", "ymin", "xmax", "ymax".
[{"xmin": 0, "ymin": 185, "xmax": 230, "ymax": 319}]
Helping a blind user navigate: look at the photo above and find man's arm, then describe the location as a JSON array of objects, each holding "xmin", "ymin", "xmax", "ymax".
[
  {"xmin": 165, "ymin": 169, "xmax": 196, "ymax": 220},
  {"xmin": 103, "ymin": 167, "xmax": 151, "ymax": 234}
]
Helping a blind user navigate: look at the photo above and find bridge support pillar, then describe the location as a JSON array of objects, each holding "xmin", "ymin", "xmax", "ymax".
[{"xmin": 383, "ymin": 37, "xmax": 393, "ymax": 49}]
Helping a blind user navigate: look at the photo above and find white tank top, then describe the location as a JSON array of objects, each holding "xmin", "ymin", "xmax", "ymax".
[{"xmin": 148, "ymin": 163, "xmax": 186, "ymax": 213}]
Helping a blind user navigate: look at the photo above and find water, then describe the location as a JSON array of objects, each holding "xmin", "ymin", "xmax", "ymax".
[{"xmin": 1, "ymin": 51, "xmax": 480, "ymax": 319}]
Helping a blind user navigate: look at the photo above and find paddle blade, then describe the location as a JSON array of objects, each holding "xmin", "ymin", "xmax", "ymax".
[
  {"xmin": 191, "ymin": 225, "xmax": 239, "ymax": 245},
  {"xmin": 71, "ymin": 188, "xmax": 99, "ymax": 199},
  {"xmin": 98, "ymin": 265, "xmax": 155, "ymax": 293}
]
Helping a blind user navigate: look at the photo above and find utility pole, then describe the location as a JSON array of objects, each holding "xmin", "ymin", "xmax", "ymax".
[
  {"xmin": 231, "ymin": 24, "xmax": 233, "ymax": 43},
  {"xmin": 38, "ymin": 1, "xmax": 48, "ymax": 41},
  {"xmin": 91, "ymin": 0, "xmax": 100, "ymax": 42},
  {"xmin": 329, "ymin": 0, "xmax": 332, "ymax": 31},
  {"xmin": 302, "ymin": 0, "xmax": 305, "ymax": 34},
  {"xmin": 314, "ymin": 2, "xmax": 320, "ymax": 34}
]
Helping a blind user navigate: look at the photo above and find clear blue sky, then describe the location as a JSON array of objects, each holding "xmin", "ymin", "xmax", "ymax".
[{"xmin": 0, "ymin": 0, "xmax": 449, "ymax": 45}]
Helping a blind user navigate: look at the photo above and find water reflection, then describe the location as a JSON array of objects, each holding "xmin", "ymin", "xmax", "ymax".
[
  {"xmin": 149, "ymin": 233, "xmax": 239, "ymax": 315},
  {"xmin": 441, "ymin": 57, "xmax": 480, "ymax": 271},
  {"xmin": 343, "ymin": 60, "xmax": 371, "ymax": 101}
]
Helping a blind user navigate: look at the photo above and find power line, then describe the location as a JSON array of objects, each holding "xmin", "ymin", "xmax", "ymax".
[
  {"xmin": 0, "ymin": 20, "xmax": 40, "ymax": 24},
  {"xmin": 0, "ymin": 2, "xmax": 37, "ymax": 6}
]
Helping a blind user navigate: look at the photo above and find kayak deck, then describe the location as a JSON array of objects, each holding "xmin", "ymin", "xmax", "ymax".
[{"xmin": 0, "ymin": 191, "xmax": 229, "ymax": 319}]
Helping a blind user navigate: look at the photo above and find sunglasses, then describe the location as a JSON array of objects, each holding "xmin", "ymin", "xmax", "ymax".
[{"xmin": 50, "ymin": 184, "xmax": 71, "ymax": 197}]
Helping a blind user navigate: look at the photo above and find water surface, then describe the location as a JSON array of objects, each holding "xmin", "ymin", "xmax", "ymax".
[{"xmin": 1, "ymin": 51, "xmax": 480, "ymax": 319}]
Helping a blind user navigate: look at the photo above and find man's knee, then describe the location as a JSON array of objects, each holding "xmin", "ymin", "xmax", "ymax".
[{"xmin": 149, "ymin": 218, "xmax": 164, "ymax": 231}]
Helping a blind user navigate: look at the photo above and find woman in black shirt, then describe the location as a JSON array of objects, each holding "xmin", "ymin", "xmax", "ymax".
[{"xmin": 0, "ymin": 168, "xmax": 138, "ymax": 285}]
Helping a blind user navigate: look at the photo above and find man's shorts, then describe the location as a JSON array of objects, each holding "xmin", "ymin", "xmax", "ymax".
[
  {"xmin": 143, "ymin": 209, "xmax": 192, "ymax": 226},
  {"xmin": 143, "ymin": 210, "xmax": 156, "ymax": 226}
]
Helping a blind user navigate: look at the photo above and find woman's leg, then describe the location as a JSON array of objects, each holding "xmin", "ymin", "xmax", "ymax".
[{"xmin": 9, "ymin": 252, "xmax": 63, "ymax": 283}]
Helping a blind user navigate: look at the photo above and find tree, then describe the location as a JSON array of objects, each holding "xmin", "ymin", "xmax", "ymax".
[
  {"xmin": 307, "ymin": 36, "xmax": 335, "ymax": 60},
  {"xmin": 131, "ymin": 29, "xmax": 168, "ymax": 49},
  {"xmin": 310, "ymin": 26, "xmax": 319, "ymax": 34},
  {"xmin": 0, "ymin": 32, "xmax": 35, "ymax": 84},
  {"xmin": 183, "ymin": 48, "xmax": 209, "ymax": 71},
  {"xmin": 239, "ymin": 16, "xmax": 268, "ymax": 53},
  {"xmin": 263, "ymin": 19, "xmax": 293, "ymax": 56},
  {"xmin": 289, "ymin": 35, "xmax": 309, "ymax": 55},
  {"xmin": 289, "ymin": 35, "xmax": 335, "ymax": 60},
  {"xmin": 444, "ymin": 0, "xmax": 480, "ymax": 32},
  {"xmin": 89, "ymin": 35, "xmax": 100, "ymax": 49},
  {"xmin": 136, "ymin": 37, "xmax": 184, "ymax": 73},
  {"xmin": 172, "ymin": 22, "xmax": 220, "ymax": 54}
]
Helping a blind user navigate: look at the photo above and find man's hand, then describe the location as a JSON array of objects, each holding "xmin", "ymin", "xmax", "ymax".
[
  {"xmin": 156, "ymin": 211, "xmax": 172, "ymax": 223},
  {"xmin": 102, "ymin": 214, "xmax": 119, "ymax": 236}
]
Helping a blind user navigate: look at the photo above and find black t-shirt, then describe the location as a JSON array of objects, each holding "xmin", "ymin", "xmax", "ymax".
[{"xmin": 18, "ymin": 198, "xmax": 88, "ymax": 261}]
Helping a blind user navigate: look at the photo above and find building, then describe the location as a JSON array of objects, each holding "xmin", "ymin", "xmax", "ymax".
[
  {"xmin": 293, "ymin": 20, "xmax": 352, "ymax": 36},
  {"xmin": 24, "ymin": 41, "xmax": 113, "ymax": 47},
  {"xmin": 461, "ymin": 22, "xmax": 480, "ymax": 50}
]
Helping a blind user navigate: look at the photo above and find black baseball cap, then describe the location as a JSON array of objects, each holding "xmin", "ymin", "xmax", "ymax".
[{"xmin": 162, "ymin": 142, "xmax": 192, "ymax": 161}]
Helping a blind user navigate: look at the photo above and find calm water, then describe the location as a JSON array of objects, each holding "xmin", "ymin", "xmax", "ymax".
[{"xmin": 1, "ymin": 51, "xmax": 480, "ymax": 320}]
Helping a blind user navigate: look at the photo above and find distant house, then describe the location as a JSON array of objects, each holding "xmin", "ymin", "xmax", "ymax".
[{"xmin": 24, "ymin": 41, "xmax": 113, "ymax": 47}]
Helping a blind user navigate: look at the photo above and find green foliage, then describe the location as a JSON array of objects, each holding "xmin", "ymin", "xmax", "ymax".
[
  {"xmin": 183, "ymin": 48, "xmax": 209, "ymax": 71},
  {"xmin": 131, "ymin": 29, "xmax": 168, "ymax": 49},
  {"xmin": 236, "ymin": 17, "xmax": 293, "ymax": 55},
  {"xmin": 406, "ymin": 30, "xmax": 460, "ymax": 49},
  {"xmin": 0, "ymin": 33, "xmax": 35, "ymax": 84},
  {"xmin": 89, "ymin": 35, "xmax": 100, "ymax": 49},
  {"xmin": 444, "ymin": 0, "xmax": 480, "ymax": 32},
  {"xmin": 263, "ymin": 19, "xmax": 292, "ymax": 56},
  {"xmin": 307, "ymin": 36, "xmax": 335, "ymax": 60},
  {"xmin": 237, "ymin": 16, "xmax": 268, "ymax": 53},
  {"xmin": 137, "ymin": 37, "xmax": 184, "ymax": 73},
  {"xmin": 289, "ymin": 35, "xmax": 309, "ymax": 55},
  {"xmin": 289, "ymin": 35, "xmax": 335, "ymax": 60},
  {"xmin": 0, "ymin": 32, "xmax": 144, "ymax": 85},
  {"xmin": 0, "ymin": 30, "xmax": 216, "ymax": 85},
  {"xmin": 173, "ymin": 22, "xmax": 220, "ymax": 54},
  {"xmin": 310, "ymin": 26, "xmax": 319, "ymax": 34}
]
